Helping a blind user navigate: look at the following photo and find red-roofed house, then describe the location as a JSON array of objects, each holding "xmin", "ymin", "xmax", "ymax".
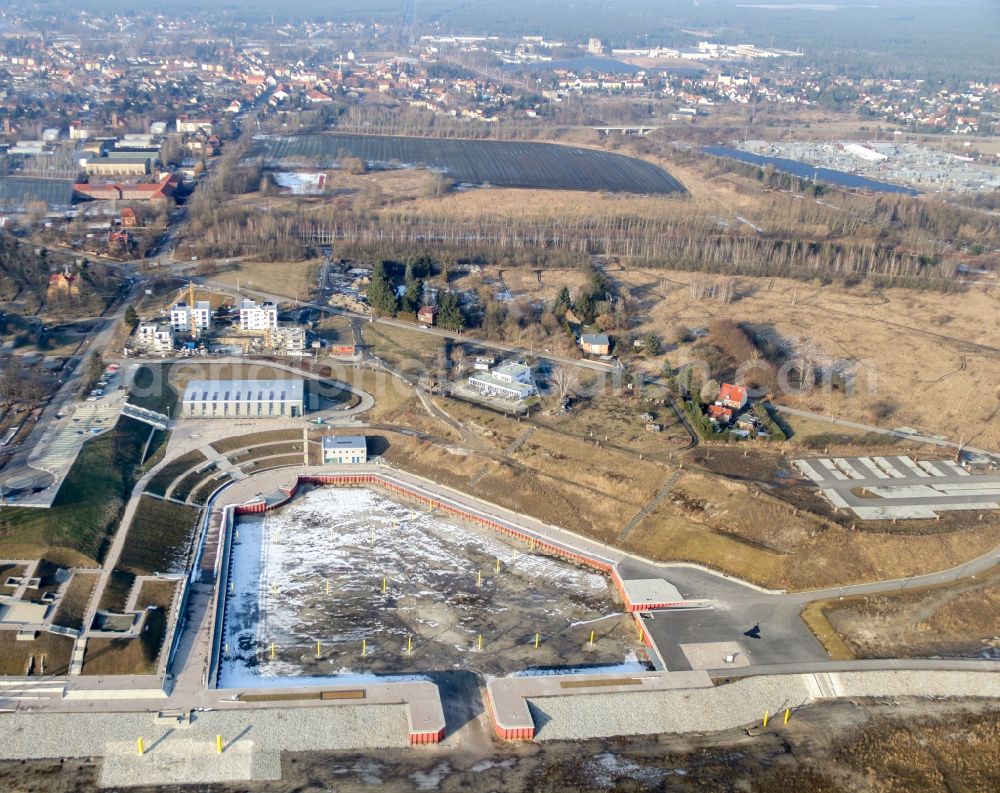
[
  {"xmin": 718, "ymin": 382, "xmax": 748, "ymax": 410},
  {"xmin": 707, "ymin": 404, "xmax": 733, "ymax": 425},
  {"xmin": 74, "ymin": 173, "xmax": 180, "ymax": 203}
]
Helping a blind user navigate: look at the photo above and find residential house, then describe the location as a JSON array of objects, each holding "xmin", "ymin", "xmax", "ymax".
[
  {"xmin": 718, "ymin": 382, "xmax": 748, "ymax": 410},
  {"xmin": 417, "ymin": 305, "xmax": 438, "ymax": 325},
  {"xmin": 580, "ymin": 333, "xmax": 610, "ymax": 355}
]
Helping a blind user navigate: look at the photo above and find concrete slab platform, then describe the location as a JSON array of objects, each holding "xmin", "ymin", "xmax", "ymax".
[
  {"xmin": 855, "ymin": 457, "xmax": 889, "ymax": 479},
  {"xmin": 874, "ymin": 457, "xmax": 906, "ymax": 478},
  {"xmin": 818, "ymin": 459, "xmax": 848, "ymax": 480},
  {"xmin": 99, "ymin": 738, "xmax": 280, "ymax": 788},
  {"xmin": 680, "ymin": 642, "xmax": 749, "ymax": 670},
  {"xmin": 794, "ymin": 460, "xmax": 824, "ymax": 482}
]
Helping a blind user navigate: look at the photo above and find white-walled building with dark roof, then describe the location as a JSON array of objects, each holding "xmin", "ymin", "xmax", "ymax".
[{"xmin": 181, "ymin": 379, "xmax": 304, "ymax": 419}]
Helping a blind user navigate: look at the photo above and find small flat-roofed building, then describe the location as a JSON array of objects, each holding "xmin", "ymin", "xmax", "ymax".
[
  {"xmin": 321, "ymin": 435, "xmax": 367, "ymax": 464},
  {"xmin": 182, "ymin": 379, "xmax": 304, "ymax": 419},
  {"xmin": 580, "ymin": 333, "xmax": 610, "ymax": 355},
  {"xmin": 467, "ymin": 361, "xmax": 536, "ymax": 401}
]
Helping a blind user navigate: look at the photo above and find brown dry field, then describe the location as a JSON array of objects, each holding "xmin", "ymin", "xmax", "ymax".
[
  {"xmin": 378, "ymin": 391, "xmax": 1000, "ymax": 591},
  {"xmin": 0, "ymin": 630, "xmax": 72, "ymax": 676},
  {"xmin": 211, "ymin": 258, "xmax": 320, "ymax": 301},
  {"xmin": 626, "ymin": 268, "xmax": 1000, "ymax": 449},
  {"xmin": 819, "ymin": 568, "xmax": 1000, "ymax": 659}
]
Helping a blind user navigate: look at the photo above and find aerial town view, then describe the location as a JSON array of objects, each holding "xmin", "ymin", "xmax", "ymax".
[{"xmin": 0, "ymin": 0, "xmax": 998, "ymax": 790}]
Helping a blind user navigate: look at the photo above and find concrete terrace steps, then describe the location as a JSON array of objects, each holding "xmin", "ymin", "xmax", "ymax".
[
  {"xmin": 505, "ymin": 426, "xmax": 537, "ymax": 454},
  {"xmin": 617, "ymin": 470, "xmax": 684, "ymax": 542}
]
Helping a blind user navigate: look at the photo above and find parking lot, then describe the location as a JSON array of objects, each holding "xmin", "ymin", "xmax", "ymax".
[{"xmin": 794, "ymin": 455, "xmax": 1000, "ymax": 520}]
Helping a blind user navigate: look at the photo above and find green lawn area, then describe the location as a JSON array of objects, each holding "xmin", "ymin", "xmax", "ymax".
[
  {"xmin": 145, "ymin": 450, "xmax": 207, "ymax": 497},
  {"xmin": 128, "ymin": 363, "xmax": 180, "ymax": 417},
  {"xmin": 51, "ymin": 572, "xmax": 99, "ymax": 631},
  {"xmin": 81, "ymin": 608, "xmax": 167, "ymax": 676},
  {"xmin": 0, "ymin": 417, "xmax": 153, "ymax": 566},
  {"xmin": 117, "ymin": 495, "xmax": 201, "ymax": 577}
]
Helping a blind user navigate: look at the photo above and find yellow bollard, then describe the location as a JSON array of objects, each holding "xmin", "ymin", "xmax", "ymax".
[
  {"xmin": 783, "ymin": 708, "xmax": 790, "ymax": 725},
  {"xmin": 316, "ymin": 640, "xmax": 321, "ymax": 658},
  {"xmin": 762, "ymin": 709, "xmax": 770, "ymax": 728},
  {"xmin": 407, "ymin": 636, "xmax": 413, "ymax": 656},
  {"xmin": 477, "ymin": 570, "xmax": 482, "ymax": 588},
  {"xmin": 530, "ymin": 538, "xmax": 535, "ymax": 552},
  {"xmin": 534, "ymin": 632, "xmax": 540, "ymax": 649},
  {"xmin": 271, "ymin": 582, "xmax": 278, "ymax": 595},
  {"xmin": 136, "ymin": 737, "xmax": 145, "ymax": 756},
  {"xmin": 495, "ymin": 558, "xmax": 500, "ymax": 574},
  {"xmin": 589, "ymin": 630, "xmax": 595, "ymax": 645},
  {"xmin": 382, "ymin": 577, "xmax": 387, "ymax": 594},
  {"xmin": 326, "ymin": 580, "xmax": 331, "ymax": 596},
  {"xmin": 477, "ymin": 634, "xmax": 483, "ymax": 651},
  {"xmin": 362, "ymin": 638, "xmax": 367, "ymax": 657},
  {"xmin": 216, "ymin": 734, "xmax": 223, "ymax": 754},
  {"xmin": 270, "ymin": 642, "xmax": 276, "ymax": 660}
]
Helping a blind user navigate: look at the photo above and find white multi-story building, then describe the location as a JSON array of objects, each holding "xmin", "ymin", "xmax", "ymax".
[
  {"xmin": 170, "ymin": 300, "xmax": 212, "ymax": 334},
  {"xmin": 239, "ymin": 298, "xmax": 278, "ymax": 331},
  {"xmin": 135, "ymin": 322, "xmax": 174, "ymax": 354},
  {"xmin": 467, "ymin": 361, "xmax": 536, "ymax": 401}
]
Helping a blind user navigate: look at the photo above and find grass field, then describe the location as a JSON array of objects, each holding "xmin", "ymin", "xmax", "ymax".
[
  {"xmin": 128, "ymin": 363, "xmax": 180, "ymax": 417},
  {"xmin": 0, "ymin": 630, "xmax": 72, "ymax": 676},
  {"xmin": 170, "ymin": 467, "xmax": 214, "ymax": 502},
  {"xmin": 134, "ymin": 578, "xmax": 178, "ymax": 611},
  {"xmin": 81, "ymin": 608, "xmax": 167, "ymax": 676},
  {"xmin": 50, "ymin": 572, "xmax": 99, "ymax": 631},
  {"xmin": 211, "ymin": 259, "xmax": 320, "ymax": 302},
  {"xmin": 99, "ymin": 570, "xmax": 135, "ymax": 613},
  {"xmin": 190, "ymin": 473, "xmax": 231, "ymax": 506},
  {"xmin": 210, "ymin": 429, "xmax": 302, "ymax": 454},
  {"xmin": 145, "ymin": 450, "xmax": 207, "ymax": 497},
  {"xmin": 0, "ymin": 417, "xmax": 152, "ymax": 566},
  {"xmin": 117, "ymin": 496, "xmax": 201, "ymax": 577},
  {"xmin": 228, "ymin": 442, "xmax": 303, "ymax": 464}
]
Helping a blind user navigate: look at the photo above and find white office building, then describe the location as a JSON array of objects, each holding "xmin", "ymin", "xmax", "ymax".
[
  {"xmin": 239, "ymin": 298, "xmax": 278, "ymax": 331},
  {"xmin": 170, "ymin": 301, "xmax": 212, "ymax": 334},
  {"xmin": 467, "ymin": 362, "xmax": 536, "ymax": 401},
  {"xmin": 181, "ymin": 379, "xmax": 304, "ymax": 419}
]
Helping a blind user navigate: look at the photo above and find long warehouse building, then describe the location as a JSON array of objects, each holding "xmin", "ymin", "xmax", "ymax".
[{"xmin": 181, "ymin": 379, "xmax": 305, "ymax": 419}]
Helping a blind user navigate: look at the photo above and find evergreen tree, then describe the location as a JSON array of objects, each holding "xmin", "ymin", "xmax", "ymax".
[
  {"xmin": 552, "ymin": 286, "xmax": 571, "ymax": 317},
  {"xmin": 436, "ymin": 289, "xmax": 464, "ymax": 331},
  {"xmin": 366, "ymin": 260, "xmax": 398, "ymax": 317},
  {"xmin": 123, "ymin": 304, "xmax": 139, "ymax": 329},
  {"xmin": 400, "ymin": 278, "xmax": 422, "ymax": 314},
  {"xmin": 574, "ymin": 290, "xmax": 596, "ymax": 324}
]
